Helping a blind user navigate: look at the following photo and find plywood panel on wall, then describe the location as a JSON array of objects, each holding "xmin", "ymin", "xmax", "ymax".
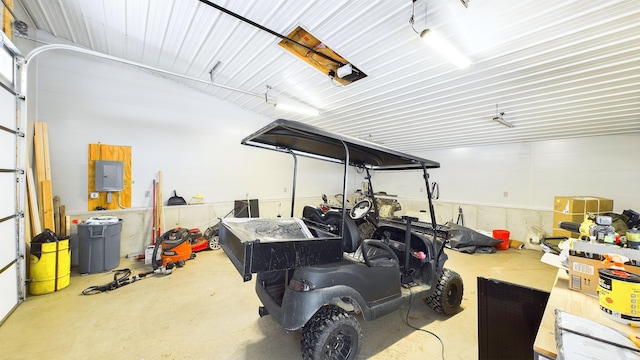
[{"xmin": 88, "ymin": 143, "xmax": 132, "ymax": 211}]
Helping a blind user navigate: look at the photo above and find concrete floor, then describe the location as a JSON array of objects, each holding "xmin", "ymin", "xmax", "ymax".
[{"xmin": 1, "ymin": 246, "xmax": 557, "ymax": 359}]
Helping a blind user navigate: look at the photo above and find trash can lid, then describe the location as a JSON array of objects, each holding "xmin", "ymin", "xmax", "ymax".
[{"xmin": 85, "ymin": 216, "xmax": 121, "ymax": 225}]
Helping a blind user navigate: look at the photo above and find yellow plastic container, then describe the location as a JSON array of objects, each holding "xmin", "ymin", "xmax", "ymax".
[{"xmin": 29, "ymin": 239, "xmax": 71, "ymax": 295}]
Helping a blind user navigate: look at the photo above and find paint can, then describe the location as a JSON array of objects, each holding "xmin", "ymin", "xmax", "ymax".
[{"xmin": 598, "ymin": 268, "xmax": 640, "ymax": 325}]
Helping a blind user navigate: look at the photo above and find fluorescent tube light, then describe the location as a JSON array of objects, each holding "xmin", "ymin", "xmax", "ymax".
[
  {"xmin": 274, "ymin": 102, "xmax": 320, "ymax": 116},
  {"xmin": 420, "ymin": 29, "xmax": 471, "ymax": 69},
  {"xmin": 492, "ymin": 115, "xmax": 515, "ymax": 128}
]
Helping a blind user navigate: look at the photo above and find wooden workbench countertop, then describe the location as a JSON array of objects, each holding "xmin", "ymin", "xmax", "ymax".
[{"xmin": 534, "ymin": 268, "xmax": 640, "ymax": 358}]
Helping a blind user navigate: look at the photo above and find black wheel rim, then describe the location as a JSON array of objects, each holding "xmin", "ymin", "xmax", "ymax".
[
  {"xmin": 323, "ymin": 325, "xmax": 355, "ymax": 360},
  {"xmin": 446, "ymin": 283, "xmax": 461, "ymax": 306}
]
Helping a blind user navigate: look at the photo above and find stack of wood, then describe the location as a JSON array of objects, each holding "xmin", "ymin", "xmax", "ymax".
[{"xmin": 29, "ymin": 122, "xmax": 68, "ymax": 238}]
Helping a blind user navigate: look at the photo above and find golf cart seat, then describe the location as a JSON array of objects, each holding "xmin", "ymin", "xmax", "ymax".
[
  {"xmin": 302, "ymin": 206, "xmax": 361, "ymax": 253},
  {"xmin": 302, "ymin": 206, "xmax": 398, "ymax": 268}
]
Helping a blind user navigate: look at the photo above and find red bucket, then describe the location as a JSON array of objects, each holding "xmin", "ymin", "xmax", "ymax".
[{"xmin": 493, "ymin": 229, "xmax": 510, "ymax": 250}]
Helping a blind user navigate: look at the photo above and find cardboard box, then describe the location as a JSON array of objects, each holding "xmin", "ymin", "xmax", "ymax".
[
  {"xmin": 553, "ymin": 212, "xmax": 589, "ymax": 226},
  {"xmin": 568, "ymin": 255, "xmax": 640, "ymax": 297},
  {"xmin": 553, "ymin": 196, "xmax": 614, "ymax": 214},
  {"xmin": 553, "ymin": 196, "xmax": 614, "ymax": 235}
]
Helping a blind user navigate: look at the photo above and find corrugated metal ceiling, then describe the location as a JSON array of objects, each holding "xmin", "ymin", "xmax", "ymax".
[{"xmin": 14, "ymin": 0, "xmax": 640, "ymax": 151}]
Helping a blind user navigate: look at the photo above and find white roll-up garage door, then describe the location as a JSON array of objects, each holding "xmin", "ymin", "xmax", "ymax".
[{"xmin": 0, "ymin": 33, "xmax": 25, "ymax": 324}]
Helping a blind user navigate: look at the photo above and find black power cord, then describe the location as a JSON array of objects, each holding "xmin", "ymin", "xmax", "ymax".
[
  {"xmin": 81, "ymin": 268, "xmax": 161, "ymax": 295},
  {"xmin": 405, "ymin": 288, "xmax": 446, "ymax": 360}
]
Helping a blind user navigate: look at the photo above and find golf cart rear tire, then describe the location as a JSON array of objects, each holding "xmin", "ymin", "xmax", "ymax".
[
  {"xmin": 425, "ymin": 268, "xmax": 463, "ymax": 316},
  {"xmin": 302, "ymin": 306, "xmax": 361, "ymax": 360}
]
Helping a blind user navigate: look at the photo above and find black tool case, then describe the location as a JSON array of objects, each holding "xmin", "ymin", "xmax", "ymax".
[{"xmin": 219, "ymin": 218, "xmax": 343, "ymax": 281}]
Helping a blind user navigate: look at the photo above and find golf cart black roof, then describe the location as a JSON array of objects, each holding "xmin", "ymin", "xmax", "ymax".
[{"xmin": 241, "ymin": 119, "xmax": 440, "ymax": 170}]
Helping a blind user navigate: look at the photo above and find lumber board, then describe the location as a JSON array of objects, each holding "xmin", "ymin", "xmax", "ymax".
[
  {"xmin": 41, "ymin": 122, "xmax": 51, "ymax": 181},
  {"xmin": 53, "ymin": 196, "xmax": 60, "ymax": 236},
  {"xmin": 34, "ymin": 122, "xmax": 56, "ymax": 233},
  {"xmin": 2, "ymin": 0, "xmax": 12, "ymax": 39},
  {"xmin": 65, "ymin": 215, "xmax": 70, "ymax": 239},
  {"xmin": 25, "ymin": 168, "xmax": 42, "ymax": 236},
  {"xmin": 40, "ymin": 180, "xmax": 55, "ymax": 232},
  {"xmin": 60, "ymin": 205, "xmax": 66, "ymax": 238},
  {"xmin": 156, "ymin": 171, "xmax": 163, "ymax": 238},
  {"xmin": 34, "ymin": 128, "xmax": 45, "ymax": 225},
  {"xmin": 33, "ymin": 122, "xmax": 51, "ymax": 182},
  {"xmin": 33, "ymin": 133, "xmax": 44, "ymax": 182}
]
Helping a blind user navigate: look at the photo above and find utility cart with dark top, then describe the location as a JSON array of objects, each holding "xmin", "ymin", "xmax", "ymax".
[{"xmin": 219, "ymin": 119, "xmax": 463, "ymax": 360}]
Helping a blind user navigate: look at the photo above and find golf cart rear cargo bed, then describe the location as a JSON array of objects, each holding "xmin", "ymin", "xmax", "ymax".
[{"xmin": 219, "ymin": 218, "xmax": 343, "ymax": 281}]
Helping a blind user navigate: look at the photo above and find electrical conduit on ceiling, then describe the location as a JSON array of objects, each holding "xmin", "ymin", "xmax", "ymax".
[{"xmin": 21, "ymin": 43, "xmax": 264, "ymax": 99}]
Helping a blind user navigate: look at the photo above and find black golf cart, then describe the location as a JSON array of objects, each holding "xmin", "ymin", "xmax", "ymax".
[{"xmin": 219, "ymin": 119, "xmax": 463, "ymax": 359}]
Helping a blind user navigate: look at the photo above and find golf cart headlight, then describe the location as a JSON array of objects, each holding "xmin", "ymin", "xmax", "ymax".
[{"xmin": 289, "ymin": 279, "xmax": 316, "ymax": 292}]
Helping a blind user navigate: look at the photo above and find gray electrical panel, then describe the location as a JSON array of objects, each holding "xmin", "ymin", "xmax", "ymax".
[{"xmin": 95, "ymin": 160, "xmax": 124, "ymax": 191}]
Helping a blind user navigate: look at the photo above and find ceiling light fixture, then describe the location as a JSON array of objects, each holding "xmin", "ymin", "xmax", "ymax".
[
  {"xmin": 492, "ymin": 104, "xmax": 514, "ymax": 128},
  {"xmin": 274, "ymin": 102, "xmax": 320, "ymax": 117},
  {"xmin": 265, "ymin": 85, "xmax": 319, "ymax": 116},
  {"xmin": 419, "ymin": 29, "xmax": 471, "ymax": 69},
  {"xmin": 410, "ymin": 0, "xmax": 471, "ymax": 69},
  {"xmin": 208, "ymin": 61, "xmax": 221, "ymax": 82}
]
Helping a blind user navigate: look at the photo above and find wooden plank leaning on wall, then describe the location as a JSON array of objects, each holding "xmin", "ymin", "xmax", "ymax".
[
  {"xmin": 87, "ymin": 143, "xmax": 132, "ymax": 211},
  {"xmin": 2, "ymin": 0, "xmax": 12, "ymax": 39},
  {"xmin": 34, "ymin": 122, "xmax": 55, "ymax": 233}
]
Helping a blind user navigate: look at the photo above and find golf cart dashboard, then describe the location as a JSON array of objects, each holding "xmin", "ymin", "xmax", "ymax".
[{"xmin": 380, "ymin": 217, "xmax": 451, "ymax": 240}]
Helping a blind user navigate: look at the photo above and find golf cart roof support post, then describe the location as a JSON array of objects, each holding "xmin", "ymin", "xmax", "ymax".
[
  {"xmin": 364, "ymin": 168, "xmax": 379, "ymax": 219},
  {"xmin": 403, "ymin": 219, "xmax": 413, "ymax": 280},
  {"xmin": 422, "ymin": 163, "xmax": 438, "ymax": 229},
  {"xmin": 422, "ymin": 163, "xmax": 445, "ymax": 272},
  {"xmin": 340, "ymin": 140, "xmax": 350, "ymax": 238},
  {"xmin": 288, "ymin": 149, "xmax": 298, "ymax": 218}
]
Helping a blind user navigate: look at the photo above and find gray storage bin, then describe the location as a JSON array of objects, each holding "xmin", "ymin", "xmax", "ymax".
[{"xmin": 77, "ymin": 219, "xmax": 122, "ymax": 274}]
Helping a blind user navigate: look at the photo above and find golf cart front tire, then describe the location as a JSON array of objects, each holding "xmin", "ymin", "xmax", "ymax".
[
  {"xmin": 425, "ymin": 268, "xmax": 463, "ymax": 316},
  {"xmin": 302, "ymin": 306, "xmax": 362, "ymax": 360}
]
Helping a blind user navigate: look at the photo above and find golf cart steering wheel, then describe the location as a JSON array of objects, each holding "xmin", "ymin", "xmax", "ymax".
[
  {"xmin": 361, "ymin": 239, "xmax": 399, "ymax": 267},
  {"xmin": 349, "ymin": 199, "xmax": 372, "ymax": 220}
]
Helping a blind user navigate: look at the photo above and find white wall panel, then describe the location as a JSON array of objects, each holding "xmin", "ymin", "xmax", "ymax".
[
  {"xmin": 35, "ymin": 51, "xmax": 346, "ymax": 212},
  {"xmin": 29, "ymin": 46, "xmax": 640, "ymax": 217},
  {"xmin": 532, "ymin": 134, "xmax": 640, "ymax": 211},
  {"xmin": 418, "ymin": 133, "xmax": 640, "ymax": 212}
]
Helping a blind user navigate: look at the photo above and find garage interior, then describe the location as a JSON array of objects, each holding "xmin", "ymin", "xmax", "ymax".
[{"xmin": 0, "ymin": 1, "xmax": 638, "ymax": 359}]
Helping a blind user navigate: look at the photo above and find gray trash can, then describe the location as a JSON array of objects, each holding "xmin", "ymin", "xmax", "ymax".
[{"xmin": 77, "ymin": 218, "xmax": 122, "ymax": 274}]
